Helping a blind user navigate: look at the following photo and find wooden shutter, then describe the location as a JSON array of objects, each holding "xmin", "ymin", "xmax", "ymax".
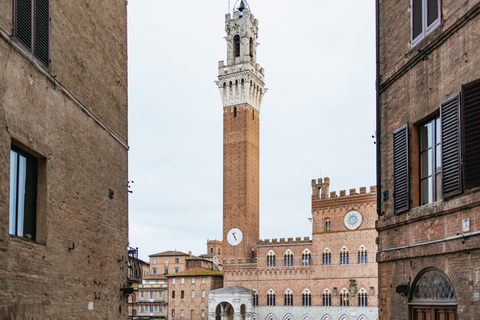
[
  {"xmin": 412, "ymin": 0, "xmax": 423, "ymax": 41},
  {"xmin": 462, "ymin": 79, "xmax": 480, "ymax": 189},
  {"xmin": 393, "ymin": 124, "xmax": 409, "ymax": 214},
  {"xmin": 14, "ymin": 0, "xmax": 32, "ymax": 51},
  {"xmin": 441, "ymin": 94, "xmax": 462, "ymax": 197},
  {"xmin": 33, "ymin": 0, "xmax": 50, "ymax": 68}
]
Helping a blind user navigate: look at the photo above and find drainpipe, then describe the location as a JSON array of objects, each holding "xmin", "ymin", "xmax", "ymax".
[{"xmin": 376, "ymin": 0, "xmax": 383, "ymax": 217}]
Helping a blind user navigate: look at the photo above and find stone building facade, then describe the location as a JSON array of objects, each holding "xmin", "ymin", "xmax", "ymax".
[
  {"xmin": 376, "ymin": 0, "xmax": 480, "ymax": 319},
  {"xmin": 210, "ymin": 3, "xmax": 379, "ymax": 320},
  {"xmin": 0, "ymin": 0, "xmax": 129, "ymax": 318}
]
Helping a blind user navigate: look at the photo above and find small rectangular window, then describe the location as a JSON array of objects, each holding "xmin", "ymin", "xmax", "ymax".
[
  {"xmin": 153, "ymin": 258, "xmax": 157, "ymax": 264},
  {"xmin": 411, "ymin": 0, "xmax": 441, "ymax": 46},
  {"xmin": 191, "ymin": 278, "xmax": 195, "ymax": 284},
  {"xmin": 175, "ymin": 258, "xmax": 179, "ymax": 263},
  {"xmin": 10, "ymin": 146, "xmax": 38, "ymax": 240},
  {"xmin": 192, "ymin": 290, "xmax": 195, "ymax": 298}
]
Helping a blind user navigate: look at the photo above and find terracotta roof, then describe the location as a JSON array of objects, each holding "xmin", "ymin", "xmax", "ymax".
[
  {"xmin": 165, "ymin": 268, "xmax": 223, "ymax": 277},
  {"xmin": 149, "ymin": 250, "xmax": 189, "ymax": 257}
]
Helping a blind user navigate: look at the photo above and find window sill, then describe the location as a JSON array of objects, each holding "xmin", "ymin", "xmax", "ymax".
[{"xmin": 377, "ymin": 187, "xmax": 480, "ymax": 230}]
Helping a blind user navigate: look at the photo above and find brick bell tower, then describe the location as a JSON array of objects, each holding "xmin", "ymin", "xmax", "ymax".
[{"xmin": 216, "ymin": 0, "xmax": 265, "ymax": 266}]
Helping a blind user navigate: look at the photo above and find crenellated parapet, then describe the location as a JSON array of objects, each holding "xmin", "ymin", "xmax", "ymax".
[
  {"xmin": 257, "ymin": 237, "xmax": 311, "ymax": 246},
  {"xmin": 312, "ymin": 177, "xmax": 376, "ymax": 201}
]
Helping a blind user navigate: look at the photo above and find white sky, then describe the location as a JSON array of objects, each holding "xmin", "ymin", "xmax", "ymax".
[{"xmin": 128, "ymin": 0, "xmax": 376, "ymax": 262}]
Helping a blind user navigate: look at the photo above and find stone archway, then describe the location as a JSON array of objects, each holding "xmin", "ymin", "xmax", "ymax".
[{"xmin": 208, "ymin": 286, "xmax": 254, "ymax": 320}]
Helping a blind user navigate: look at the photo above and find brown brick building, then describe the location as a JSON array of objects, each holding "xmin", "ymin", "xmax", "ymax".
[
  {"xmin": 376, "ymin": 0, "xmax": 480, "ymax": 319},
  {"xmin": 167, "ymin": 269, "xmax": 223, "ymax": 320},
  {"xmin": 0, "ymin": 0, "xmax": 129, "ymax": 318}
]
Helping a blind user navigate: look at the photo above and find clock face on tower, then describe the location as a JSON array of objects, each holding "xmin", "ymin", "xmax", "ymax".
[
  {"xmin": 344, "ymin": 210, "xmax": 363, "ymax": 230},
  {"xmin": 227, "ymin": 227, "xmax": 243, "ymax": 246}
]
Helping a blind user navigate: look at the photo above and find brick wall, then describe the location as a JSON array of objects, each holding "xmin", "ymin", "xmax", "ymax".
[
  {"xmin": 223, "ymin": 104, "xmax": 259, "ymax": 265},
  {"xmin": 377, "ymin": 0, "xmax": 480, "ymax": 319},
  {"xmin": 0, "ymin": 0, "xmax": 129, "ymax": 318}
]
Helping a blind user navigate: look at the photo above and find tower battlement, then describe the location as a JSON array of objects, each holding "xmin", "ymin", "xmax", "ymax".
[
  {"xmin": 312, "ymin": 177, "xmax": 376, "ymax": 200},
  {"xmin": 257, "ymin": 237, "xmax": 311, "ymax": 246}
]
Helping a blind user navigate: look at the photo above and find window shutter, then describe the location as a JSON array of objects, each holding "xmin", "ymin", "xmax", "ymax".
[
  {"xmin": 393, "ymin": 124, "xmax": 409, "ymax": 214},
  {"xmin": 427, "ymin": 0, "xmax": 440, "ymax": 28},
  {"xmin": 33, "ymin": 0, "xmax": 50, "ymax": 68},
  {"xmin": 412, "ymin": 0, "xmax": 423, "ymax": 41},
  {"xmin": 15, "ymin": 0, "xmax": 33, "ymax": 51},
  {"xmin": 463, "ymin": 79, "xmax": 480, "ymax": 189},
  {"xmin": 441, "ymin": 94, "xmax": 462, "ymax": 197}
]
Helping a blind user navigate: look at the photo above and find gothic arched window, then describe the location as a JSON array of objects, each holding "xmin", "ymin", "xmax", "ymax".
[
  {"xmin": 284, "ymin": 289, "xmax": 293, "ymax": 306},
  {"xmin": 358, "ymin": 246, "xmax": 367, "ymax": 264},
  {"xmin": 340, "ymin": 289, "xmax": 349, "ymax": 306},
  {"xmin": 302, "ymin": 289, "xmax": 312, "ymax": 306},
  {"xmin": 252, "ymin": 291, "xmax": 259, "ymax": 306},
  {"xmin": 340, "ymin": 247, "xmax": 349, "ymax": 265},
  {"xmin": 284, "ymin": 250, "xmax": 293, "ymax": 267},
  {"xmin": 267, "ymin": 290, "xmax": 276, "ymax": 306},
  {"xmin": 267, "ymin": 251, "xmax": 276, "ymax": 267},
  {"xmin": 323, "ymin": 249, "xmax": 331, "ymax": 265},
  {"xmin": 302, "ymin": 249, "xmax": 311, "ymax": 266},
  {"xmin": 234, "ymin": 35, "xmax": 240, "ymax": 57},
  {"xmin": 358, "ymin": 288, "xmax": 368, "ymax": 306},
  {"xmin": 249, "ymin": 37, "xmax": 254, "ymax": 57},
  {"xmin": 322, "ymin": 290, "xmax": 332, "ymax": 306}
]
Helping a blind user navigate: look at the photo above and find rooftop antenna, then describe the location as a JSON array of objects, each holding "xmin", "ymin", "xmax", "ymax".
[{"xmin": 228, "ymin": 0, "xmax": 230, "ymax": 14}]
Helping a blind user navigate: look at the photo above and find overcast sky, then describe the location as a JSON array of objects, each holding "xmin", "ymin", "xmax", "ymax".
[{"xmin": 128, "ymin": 0, "xmax": 376, "ymax": 262}]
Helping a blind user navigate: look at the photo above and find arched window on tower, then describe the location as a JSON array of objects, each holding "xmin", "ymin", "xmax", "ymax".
[
  {"xmin": 325, "ymin": 219, "xmax": 331, "ymax": 231},
  {"xmin": 267, "ymin": 289, "xmax": 276, "ymax": 306},
  {"xmin": 340, "ymin": 289, "xmax": 349, "ymax": 306},
  {"xmin": 323, "ymin": 248, "xmax": 331, "ymax": 265},
  {"xmin": 322, "ymin": 289, "xmax": 332, "ymax": 306},
  {"xmin": 252, "ymin": 290, "xmax": 259, "ymax": 306},
  {"xmin": 340, "ymin": 247, "xmax": 349, "ymax": 265},
  {"xmin": 267, "ymin": 251, "xmax": 276, "ymax": 267},
  {"xmin": 249, "ymin": 37, "xmax": 254, "ymax": 57},
  {"xmin": 302, "ymin": 289, "xmax": 312, "ymax": 306},
  {"xmin": 302, "ymin": 249, "xmax": 311, "ymax": 266},
  {"xmin": 358, "ymin": 288, "xmax": 368, "ymax": 306},
  {"xmin": 358, "ymin": 246, "xmax": 368, "ymax": 264},
  {"xmin": 284, "ymin": 289, "xmax": 293, "ymax": 306},
  {"xmin": 234, "ymin": 35, "xmax": 240, "ymax": 57},
  {"xmin": 284, "ymin": 250, "xmax": 293, "ymax": 267}
]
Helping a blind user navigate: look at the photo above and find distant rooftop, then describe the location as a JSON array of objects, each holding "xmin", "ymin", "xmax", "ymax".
[
  {"xmin": 164, "ymin": 268, "xmax": 223, "ymax": 277},
  {"xmin": 149, "ymin": 250, "xmax": 189, "ymax": 257}
]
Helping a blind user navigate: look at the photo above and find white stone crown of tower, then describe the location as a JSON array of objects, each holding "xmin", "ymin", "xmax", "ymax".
[{"xmin": 216, "ymin": 5, "xmax": 265, "ymax": 111}]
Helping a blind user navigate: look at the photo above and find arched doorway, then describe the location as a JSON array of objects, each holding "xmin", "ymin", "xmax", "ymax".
[{"xmin": 409, "ymin": 268, "xmax": 457, "ymax": 320}]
